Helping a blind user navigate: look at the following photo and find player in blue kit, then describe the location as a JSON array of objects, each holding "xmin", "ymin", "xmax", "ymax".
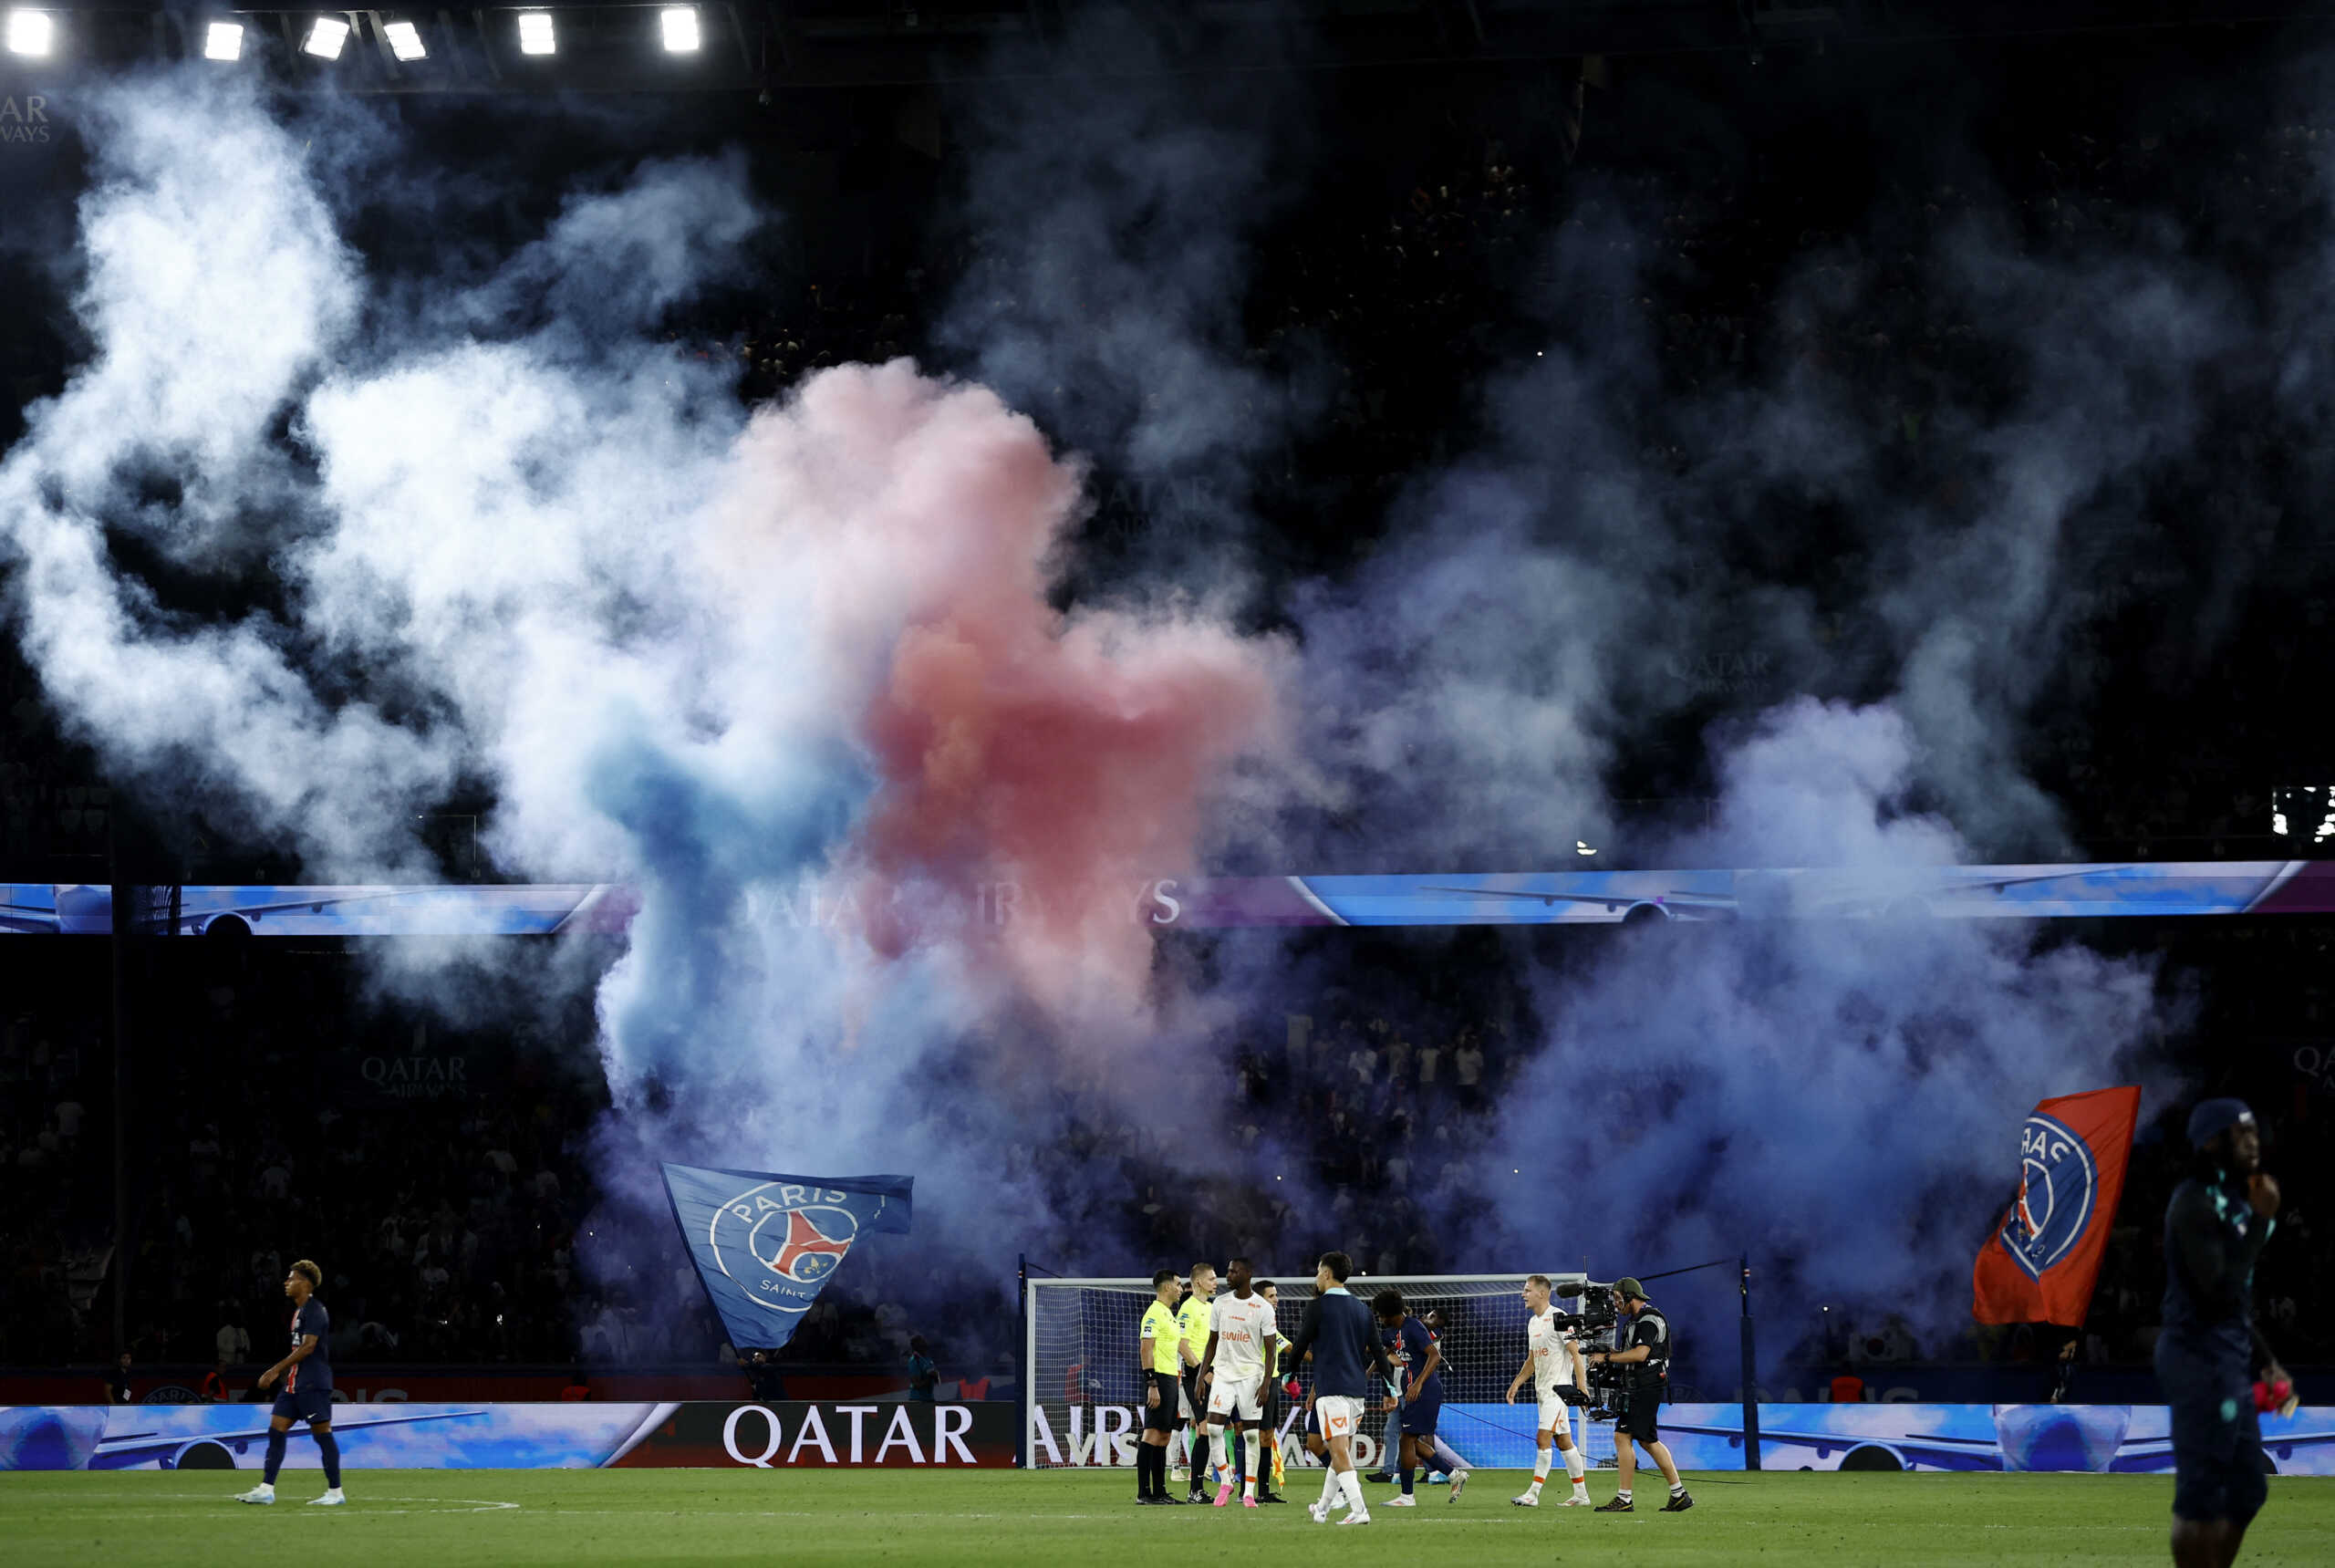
[
  {"xmin": 1285, "ymin": 1251, "xmax": 1396, "ymax": 1525},
  {"xmin": 235, "ymin": 1259, "xmax": 344, "ymax": 1506},
  {"xmin": 1371, "ymin": 1289, "xmax": 1451, "ymax": 1506}
]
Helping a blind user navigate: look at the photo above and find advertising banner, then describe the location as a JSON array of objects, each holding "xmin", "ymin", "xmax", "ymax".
[
  {"xmin": 1026, "ymin": 1402, "xmax": 2335, "ymax": 1476},
  {"xmin": 0, "ymin": 1400, "xmax": 1014, "ymax": 1471},
  {"xmin": 16, "ymin": 862, "xmax": 2335, "ymax": 939},
  {"xmin": 613, "ymin": 1401, "xmax": 1013, "ymax": 1468},
  {"xmin": 0, "ymin": 1371, "xmax": 913, "ymax": 1407}
]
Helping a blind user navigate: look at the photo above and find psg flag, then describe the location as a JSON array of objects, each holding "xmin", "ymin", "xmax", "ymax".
[
  {"xmin": 660, "ymin": 1163, "xmax": 913, "ymax": 1352},
  {"xmin": 1971, "ymin": 1086, "xmax": 2140, "ymax": 1327}
]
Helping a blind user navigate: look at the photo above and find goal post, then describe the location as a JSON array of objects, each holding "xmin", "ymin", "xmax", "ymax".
[{"xmin": 1022, "ymin": 1272, "xmax": 1597, "ymax": 1472}]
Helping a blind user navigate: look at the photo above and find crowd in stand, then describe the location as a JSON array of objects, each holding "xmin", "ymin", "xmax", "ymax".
[
  {"xmin": 0, "ymin": 945, "xmax": 928, "ymax": 1377},
  {"xmin": 3, "ymin": 61, "xmax": 2335, "ymax": 1390}
]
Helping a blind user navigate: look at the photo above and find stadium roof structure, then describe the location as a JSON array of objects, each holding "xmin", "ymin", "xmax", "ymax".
[
  {"xmin": 6, "ymin": 3, "xmax": 2335, "ymax": 95},
  {"xmin": 10, "ymin": 860, "xmax": 2335, "ymax": 935}
]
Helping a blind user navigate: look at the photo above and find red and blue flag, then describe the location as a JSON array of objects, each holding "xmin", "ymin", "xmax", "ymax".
[{"xmin": 1972, "ymin": 1086, "xmax": 2140, "ymax": 1327}]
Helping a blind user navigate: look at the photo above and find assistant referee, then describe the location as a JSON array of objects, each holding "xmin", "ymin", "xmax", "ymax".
[{"xmin": 1136, "ymin": 1269, "xmax": 1188, "ymax": 1504}]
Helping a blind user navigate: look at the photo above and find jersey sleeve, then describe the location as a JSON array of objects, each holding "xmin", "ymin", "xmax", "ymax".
[
  {"xmin": 1209, "ymin": 1297, "xmax": 1229, "ymax": 1334},
  {"xmin": 1401, "ymin": 1318, "xmax": 1432, "ymax": 1364},
  {"xmin": 300, "ymin": 1301, "xmax": 328, "ymax": 1339}
]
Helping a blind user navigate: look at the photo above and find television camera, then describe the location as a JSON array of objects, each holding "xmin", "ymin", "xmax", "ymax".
[{"xmin": 1551, "ymin": 1281, "xmax": 1630, "ymax": 1420}]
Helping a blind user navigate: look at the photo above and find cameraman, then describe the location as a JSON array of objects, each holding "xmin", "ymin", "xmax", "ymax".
[{"xmin": 1583, "ymin": 1278, "xmax": 1694, "ymax": 1513}]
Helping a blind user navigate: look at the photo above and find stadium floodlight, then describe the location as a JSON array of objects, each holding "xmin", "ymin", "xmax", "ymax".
[
  {"xmin": 383, "ymin": 19, "xmax": 426, "ymax": 59},
  {"xmin": 302, "ymin": 16, "xmax": 349, "ymax": 58},
  {"xmin": 515, "ymin": 10, "xmax": 554, "ymax": 54},
  {"xmin": 203, "ymin": 20, "xmax": 244, "ymax": 60},
  {"xmin": 659, "ymin": 6, "xmax": 700, "ymax": 52},
  {"xmin": 5, "ymin": 9, "xmax": 55, "ymax": 57}
]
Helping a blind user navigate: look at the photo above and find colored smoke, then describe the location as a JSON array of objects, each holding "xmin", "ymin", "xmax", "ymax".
[
  {"xmin": 0, "ymin": 70, "xmax": 1282, "ymax": 1319},
  {"xmin": 0, "ymin": 28, "xmax": 2305, "ymax": 1369}
]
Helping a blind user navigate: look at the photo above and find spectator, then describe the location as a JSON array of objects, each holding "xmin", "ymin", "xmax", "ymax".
[
  {"xmin": 107, "ymin": 1351, "xmax": 131, "ymax": 1404},
  {"xmin": 744, "ymin": 1349, "xmax": 786, "ymax": 1403},
  {"xmin": 906, "ymin": 1334, "xmax": 938, "ymax": 1402},
  {"xmin": 199, "ymin": 1359, "xmax": 229, "ymax": 1403},
  {"xmin": 1453, "ymin": 1036, "xmax": 1484, "ymax": 1102}
]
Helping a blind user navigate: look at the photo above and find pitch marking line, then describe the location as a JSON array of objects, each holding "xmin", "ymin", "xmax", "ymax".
[{"xmin": 141, "ymin": 1494, "xmax": 521, "ymax": 1514}]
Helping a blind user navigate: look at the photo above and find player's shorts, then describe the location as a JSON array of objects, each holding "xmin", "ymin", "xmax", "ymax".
[
  {"xmin": 1207, "ymin": 1374, "xmax": 1263, "ymax": 1423},
  {"xmin": 1301, "ymin": 1402, "xmax": 1322, "ymax": 1438},
  {"xmin": 271, "ymin": 1386, "xmax": 333, "ymax": 1425},
  {"xmin": 1616, "ymin": 1387, "xmax": 1661, "ymax": 1444},
  {"xmin": 1314, "ymin": 1395, "xmax": 1365, "ymax": 1442},
  {"xmin": 1399, "ymin": 1390, "xmax": 1442, "ymax": 1438},
  {"xmin": 1536, "ymin": 1391, "xmax": 1574, "ymax": 1435},
  {"xmin": 2156, "ymin": 1343, "xmax": 2268, "ymax": 1524},
  {"xmin": 1144, "ymin": 1369, "xmax": 1182, "ymax": 1434}
]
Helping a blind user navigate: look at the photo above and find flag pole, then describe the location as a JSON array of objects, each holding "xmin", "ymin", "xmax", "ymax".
[{"xmin": 1739, "ymin": 1253, "xmax": 1761, "ymax": 1471}]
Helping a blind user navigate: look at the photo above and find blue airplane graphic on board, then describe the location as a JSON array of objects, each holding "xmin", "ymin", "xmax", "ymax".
[
  {"xmin": 1661, "ymin": 1405, "xmax": 2335, "ymax": 1474},
  {"xmin": 0, "ymin": 1405, "xmax": 485, "ymax": 1471}
]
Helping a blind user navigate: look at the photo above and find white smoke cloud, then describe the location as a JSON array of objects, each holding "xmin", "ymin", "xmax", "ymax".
[{"xmin": 0, "ymin": 68, "xmax": 1271, "ymax": 1325}]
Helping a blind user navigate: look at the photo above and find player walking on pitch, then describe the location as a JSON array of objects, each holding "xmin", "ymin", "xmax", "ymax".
[
  {"xmin": 1199, "ymin": 1257, "xmax": 1274, "ymax": 1508},
  {"xmin": 1371, "ymin": 1288, "xmax": 1458, "ymax": 1506},
  {"xmin": 1506, "ymin": 1273, "xmax": 1592, "ymax": 1506},
  {"xmin": 1239, "ymin": 1279, "xmax": 1292, "ymax": 1503},
  {"xmin": 2158, "ymin": 1099, "xmax": 2291, "ymax": 1568},
  {"xmin": 1285, "ymin": 1251, "xmax": 1396, "ymax": 1526},
  {"xmin": 235, "ymin": 1260, "xmax": 344, "ymax": 1506}
]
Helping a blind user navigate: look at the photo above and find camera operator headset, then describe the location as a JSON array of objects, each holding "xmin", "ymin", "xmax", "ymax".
[{"xmin": 1582, "ymin": 1277, "xmax": 1694, "ymax": 1513}]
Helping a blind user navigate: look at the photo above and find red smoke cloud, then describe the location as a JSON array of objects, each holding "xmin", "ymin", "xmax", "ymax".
[{"xmin": 722, "ymin": 361, "xmax": 1282, "ymax": 1017}]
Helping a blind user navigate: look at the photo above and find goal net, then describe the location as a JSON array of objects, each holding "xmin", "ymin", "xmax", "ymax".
[{"xmin": 1023, "ymin": 1272, "xmax": 1603, "ymax": 1472}]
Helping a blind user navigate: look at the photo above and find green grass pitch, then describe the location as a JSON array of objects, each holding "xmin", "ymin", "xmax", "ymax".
[{"xmin": 5, "ymin": 1468, "xmax": 2333, "ymax": 1566}]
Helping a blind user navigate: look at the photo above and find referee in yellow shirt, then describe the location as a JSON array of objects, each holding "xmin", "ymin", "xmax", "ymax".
[
  {"xmin": 1136, "ymin": 1270, "xmax": 1186, "ymax": 1504},
  {"xmin": 1178, "ymin": 1262, "xmax": 1218, "ymax": 1501}
]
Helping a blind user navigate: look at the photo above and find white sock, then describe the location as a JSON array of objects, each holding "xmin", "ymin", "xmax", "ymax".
[
  {"xmin": 1318, "ymin": 1466, "xmax": 1343, "ymax": 1509},
  {"xmin": 1671, "ymin": 1480, "xmax": 1686, "ymax": 1496},
  {"xmin": 1337, "ymin": 1469, "xmax": 1367, "ymax": 1516},
  {"xmin": 1564, "ymin": 1446, "xmax": 1587, "ymax": 1482}
]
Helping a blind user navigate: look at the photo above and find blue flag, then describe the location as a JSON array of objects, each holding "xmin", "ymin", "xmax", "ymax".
[{"xmin": 660, "ymin": 1162, "xmax": 913, "ymax": 1351}]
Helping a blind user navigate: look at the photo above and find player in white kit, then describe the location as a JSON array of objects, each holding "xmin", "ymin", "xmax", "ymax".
[
  {"xmin": 1199, "ymin": 1256, "xmax": 1276, "ymax": 1509},
  {"xmin": 1505, "ymin": 1273, "xmax": 1592, "ymax": 1506}
]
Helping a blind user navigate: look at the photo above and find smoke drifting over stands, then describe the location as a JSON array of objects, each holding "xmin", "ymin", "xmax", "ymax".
[{"xmin": 0, "ymin": 13, "xmax": 2330, "ymax": 1393}]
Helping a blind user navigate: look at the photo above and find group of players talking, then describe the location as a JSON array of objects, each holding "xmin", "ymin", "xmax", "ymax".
[{"xmin": 1135, "ymin": 1251, "xmax": 1693, "ymax": 1524}]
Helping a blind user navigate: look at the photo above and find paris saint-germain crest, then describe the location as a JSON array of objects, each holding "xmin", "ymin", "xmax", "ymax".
[
  {"xmin": 1997, "ymin": 1112, "xmax": 2099, "ymax": 1282},
  {"xmin": 711, "ymin": 1182, "xmax": 867, "ymax": 1314},
  {"xmin": 661, "ymin": 1163, "xmax": 912, "ymax": 1351}
]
